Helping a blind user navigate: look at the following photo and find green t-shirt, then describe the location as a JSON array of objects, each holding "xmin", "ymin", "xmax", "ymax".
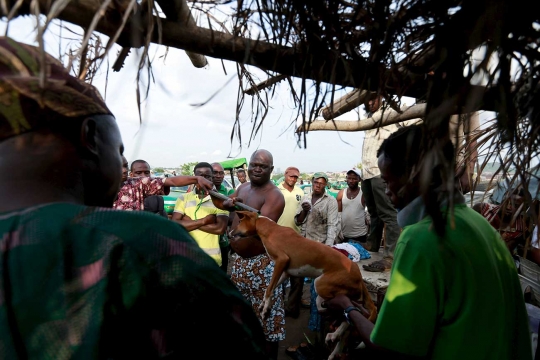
[
  {"xmin": 371, "ymin": 204, "xmax": 532, "ymax": 359},
  {"xmin": 219, "ymin": 183, "xmax": 234, "ymax": 196},
  {"xmin": 0, "ymin": 203, "xmax": 267, "ymax": 359}
]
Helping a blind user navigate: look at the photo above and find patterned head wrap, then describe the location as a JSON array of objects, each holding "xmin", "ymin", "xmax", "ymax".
[{"xmin": 0, "ymin": 36, "xmax": 112, "ymax": 141}]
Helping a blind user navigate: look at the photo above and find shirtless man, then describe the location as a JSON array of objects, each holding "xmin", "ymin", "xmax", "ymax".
[{"xmin": 213, "ymin": 149, "xmax": 285, "ymax": 360}]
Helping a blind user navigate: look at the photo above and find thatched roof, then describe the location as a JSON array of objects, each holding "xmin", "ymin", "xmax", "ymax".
[{"xmin": 2, "ymin": 0, "xmax": 539, "ymax": 235}]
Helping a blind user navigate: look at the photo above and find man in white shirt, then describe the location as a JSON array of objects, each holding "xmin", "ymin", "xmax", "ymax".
[{"xmin": 337, "ymin": 168, "xmax": 368, "ymax": 244}]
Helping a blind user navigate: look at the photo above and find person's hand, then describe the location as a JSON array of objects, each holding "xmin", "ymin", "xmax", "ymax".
[
  {"xmin": 323, "ymin": 295, "xmax": 371, "ymax": 318},
  {"xmin": 195, "ymin": 176, "xmax": 214, "ymax": 194},
  {"xmin": 301, "ymin": 201, "xmax": 312, "ymax": 213},
  {"xmin": 223, "ymin": 197, "xmax": 243, "ymax": 209},
  {"xmin": 322, "ymin": 294, "xmax": 354, "ymax": 311},
  {"xmin": 202, "ymin": 214, "xmax": 217, "ymax": 225}
]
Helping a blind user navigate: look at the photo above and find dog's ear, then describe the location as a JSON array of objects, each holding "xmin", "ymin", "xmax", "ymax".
[{"xmin": 236, "ymin": 211, "xmax": 248, "ymax": 220}]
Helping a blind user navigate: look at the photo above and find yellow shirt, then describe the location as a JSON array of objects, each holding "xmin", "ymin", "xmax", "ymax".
[
  {"xmin": 174, "ymin": 192, "xmax": 229, "ymax": 265},
  {"xmin": 277, "ymin": 182, "xmax": 304, "ymax": 233}
]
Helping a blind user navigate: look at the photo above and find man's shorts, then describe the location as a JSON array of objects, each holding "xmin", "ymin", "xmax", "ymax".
[{"xmin": 231, "ymin": 253, "xmax": 286, "ymax": 342}]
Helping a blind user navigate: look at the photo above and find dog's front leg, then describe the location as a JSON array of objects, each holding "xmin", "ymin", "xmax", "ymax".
[
  {"xmin": 260, "ymin": 254, "xmax": 289, "ymax": 319},
  {"xmin": 328, "ymin": 325, "xmax": 350, "ymax": 360}
]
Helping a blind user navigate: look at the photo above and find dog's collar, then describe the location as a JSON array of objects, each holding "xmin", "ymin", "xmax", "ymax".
[{"xmin": 257, "ymin": 214, "xmax": 274, "ymax": 222}]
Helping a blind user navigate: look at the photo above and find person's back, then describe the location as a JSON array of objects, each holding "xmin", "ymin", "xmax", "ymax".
[
  {"xmin": 0, "ymin": 203, "xmax": 268, "ymax": 359},
  {"xmin": 372, "ymin": 203, "xmax": 531, "ymax": 359}
]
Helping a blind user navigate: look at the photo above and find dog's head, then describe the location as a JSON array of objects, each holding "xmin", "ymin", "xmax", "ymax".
[{"xmin": 230, "ymin": 211, "xmax": 259, "ymax": 238}]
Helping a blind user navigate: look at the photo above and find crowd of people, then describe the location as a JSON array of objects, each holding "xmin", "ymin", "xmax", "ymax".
[{"xmin": 0, "ymin": 36, "xmax": 536, "ymax": 360}]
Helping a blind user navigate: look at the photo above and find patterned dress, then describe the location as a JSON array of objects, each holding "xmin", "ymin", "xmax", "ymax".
[
  {"xmin": 0, "ymin": 203, "xmax": 268, "ymax": 359},
  {"xmin": 230, "ymin": 253, "xmax": 286, "ymax": 342},
  {"xmin": 113, "ymin": 177, "xmax": 166, "ymax": 211}
]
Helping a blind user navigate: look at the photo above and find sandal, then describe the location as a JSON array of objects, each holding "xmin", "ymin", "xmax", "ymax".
[
  {"xmin": 363, "ymin": 259, "xmax": 392, "ymax": 272},
  {"xmin": 286, "ymin": 343, "xmax": 316, "ymax": 360}
]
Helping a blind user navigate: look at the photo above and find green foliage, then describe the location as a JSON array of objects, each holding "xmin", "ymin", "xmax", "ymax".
[
  {"xmin": 179, "ymin": 162, "xmax": 198, "ymax": 175},
  {"xmin": 355, "ymin": 163, "xmax": 363, "ymax": 170},
  {"xmin": 153, "ymin": 167, "xmax": 165, "ymax": 173}
]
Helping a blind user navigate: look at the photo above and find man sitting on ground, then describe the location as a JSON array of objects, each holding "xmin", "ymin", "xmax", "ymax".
[
  {"xmin": 473, "ymin": 186, "xmax": 528, "ymax": 254},
  {"xmin": 0, "ymin": 37, "xmax": 268, "ymax": 359},
  {"xmin": 172, "ymin": 162, "xmax": 229, "ymax": 266},
  {"xmin": 325, "ymin": 124, "xmax": 531, "ymax": 359}
]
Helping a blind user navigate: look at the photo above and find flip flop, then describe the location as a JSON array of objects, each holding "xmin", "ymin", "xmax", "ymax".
[
  {"xmin": 362, "ymin": 260, "xmax": 391, "ymax": 272},
  {"xmin": 286, "ymin": 343, "xmax": 317, "ymax": 360}
]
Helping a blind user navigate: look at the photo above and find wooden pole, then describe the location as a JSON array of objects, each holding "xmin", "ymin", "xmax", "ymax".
[
  {"xmin": 297, "ymin": 104, "xmax": 427, "ymax": 133},
  {"xmin": 320, "ymin": 89, "xmax": 374, "ymax": 120},
  {"xmin": 156, "ymin": 0, "xmax": 207, "ymax": 68}
]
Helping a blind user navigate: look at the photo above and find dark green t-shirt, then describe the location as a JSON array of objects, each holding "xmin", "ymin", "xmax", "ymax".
[
  {"xmin": 0, "ymin": 203, "xmax": 267, "ymax": 359},
  {"xmin": 371, "ymin": 204, "xmax": 532, "ymax": 359}
]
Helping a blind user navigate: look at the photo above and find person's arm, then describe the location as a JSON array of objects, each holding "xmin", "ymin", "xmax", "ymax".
[
  {"xmin": 295, "ymin": 197, "xmax": 311, "ymax": 225},
  {"xmin": 172, "ymin": 212, "xmax": 217, "ymax": 232},
  {"xmin": 164, "ymin": 175, "xmax": 214, "ymax": 194},
  {"xmin": 362, "ymin": 193, "xmax": 366, "ymax": 208},
  {"xmin": 259, "ymin": 189, "xmax": 285, "ymax": 221},
  {"xmin": 337, "ymin": 189, "xmax": 343, "ymax": 212},
  {"xmin": 199, "ymin": 214, "xmax": 228, "ymax": 235},
  {"xmin": 326, "ymin": 198, "xmax": 339, "ymax": 246},
  {"xmin": 324, "ymin": 295, "xmax": 422, "ymax": 359}
]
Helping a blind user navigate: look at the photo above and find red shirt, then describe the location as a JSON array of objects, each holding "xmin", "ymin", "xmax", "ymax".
[
  {"xmin": 480, "ymin": 202, "xmax": 525, "ymax": 244},
  {"xmin": 113, "ymin": 177, "xmax": 166, "ymax": 211}
]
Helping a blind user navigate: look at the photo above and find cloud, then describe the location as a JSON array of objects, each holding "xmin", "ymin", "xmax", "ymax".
[{"xmin": 212, "ymin": 150, "xmax": 222, "ymax": 156}]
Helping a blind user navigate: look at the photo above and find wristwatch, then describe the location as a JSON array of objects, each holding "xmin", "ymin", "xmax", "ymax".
[{"xmin": 344, "ymin": 306, "xmax": 362, "ymax": 324}]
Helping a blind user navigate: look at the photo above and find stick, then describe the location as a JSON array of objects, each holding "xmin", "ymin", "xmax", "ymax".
[{"xmin": 208, "ymin": 190, "xmax": 260, "ymax": 214}]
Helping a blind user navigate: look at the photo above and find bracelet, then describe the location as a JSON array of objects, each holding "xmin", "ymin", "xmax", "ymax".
[{"xmin": 344, "ymin": 306, "xmax": 362, "ymax": 324}]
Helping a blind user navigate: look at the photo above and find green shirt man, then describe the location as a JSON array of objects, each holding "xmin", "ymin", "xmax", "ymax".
[{"xmin": 371, "ymin": 199, "xmax": 532, "ymax": 359}]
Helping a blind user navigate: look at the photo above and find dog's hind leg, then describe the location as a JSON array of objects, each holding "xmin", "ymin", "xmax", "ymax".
[
  {"xmin": 325, "ymin": 320, "xmax": 349, "ymax": 344},
  {"xmin": 260, "ymin": 254, "xmax": 289, "ymax": 319}
]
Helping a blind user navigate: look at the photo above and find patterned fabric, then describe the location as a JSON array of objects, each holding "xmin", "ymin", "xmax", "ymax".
[
  {"xmin": 113, "ymin": 177, "xmax": 166, "ymax": 211},
  {"xmin": 295, "ymin": 193, "xmax": 338, "ymax": 245},
  {"xmin": 0, "ymin": 37, "xmax": 111, "ymax": 142},
  {"xmin": 230, "ymin": 253, "xmax": 286, "ymax": 342},
  {"xmin": 0, "ymin": 203, "xmax": 268, "ymax": 359},
  {"xmin": 479, "ymin": 202, "xmax": 525, "ymax": 244},
  {"xmin": 173, "ymin": 192, "xmax": 229, "ymax": 265}
]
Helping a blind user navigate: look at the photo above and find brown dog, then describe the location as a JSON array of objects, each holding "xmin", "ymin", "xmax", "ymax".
[{"xmin": 231, "ymin": 211, "xmax": 377, "ymax": 320}]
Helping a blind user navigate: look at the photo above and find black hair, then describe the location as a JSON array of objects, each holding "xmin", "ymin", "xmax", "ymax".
[
  {"xmin": 378, "ymin": 124, "xmax": 454, "ymax": 183},
  {"xmin": 194, "ymin": 162, "xmax": 213, "ymax": 174},
  {"xmin": 237, "ymin": 169, "xmax": 246, "ymax": 174},
  {"xmin": 378, "ymin": 124, "xmax": 456, "ymax": 237},
  {"xmin": 130, "ymin": 160, "xmax": 150, "ymax": 172}
]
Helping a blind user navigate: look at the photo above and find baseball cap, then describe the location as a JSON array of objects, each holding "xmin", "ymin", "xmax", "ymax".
[
  {"xmin": 285, "ymin": 167, "xmax": 300, "ymax": 177},
  {"xmin": 347, "ymin": 168, "xmax": 362, "ymax": 178},
  {"xmin": 312, "ymin": 172, "xmax": 328, "ymax": 182}
]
